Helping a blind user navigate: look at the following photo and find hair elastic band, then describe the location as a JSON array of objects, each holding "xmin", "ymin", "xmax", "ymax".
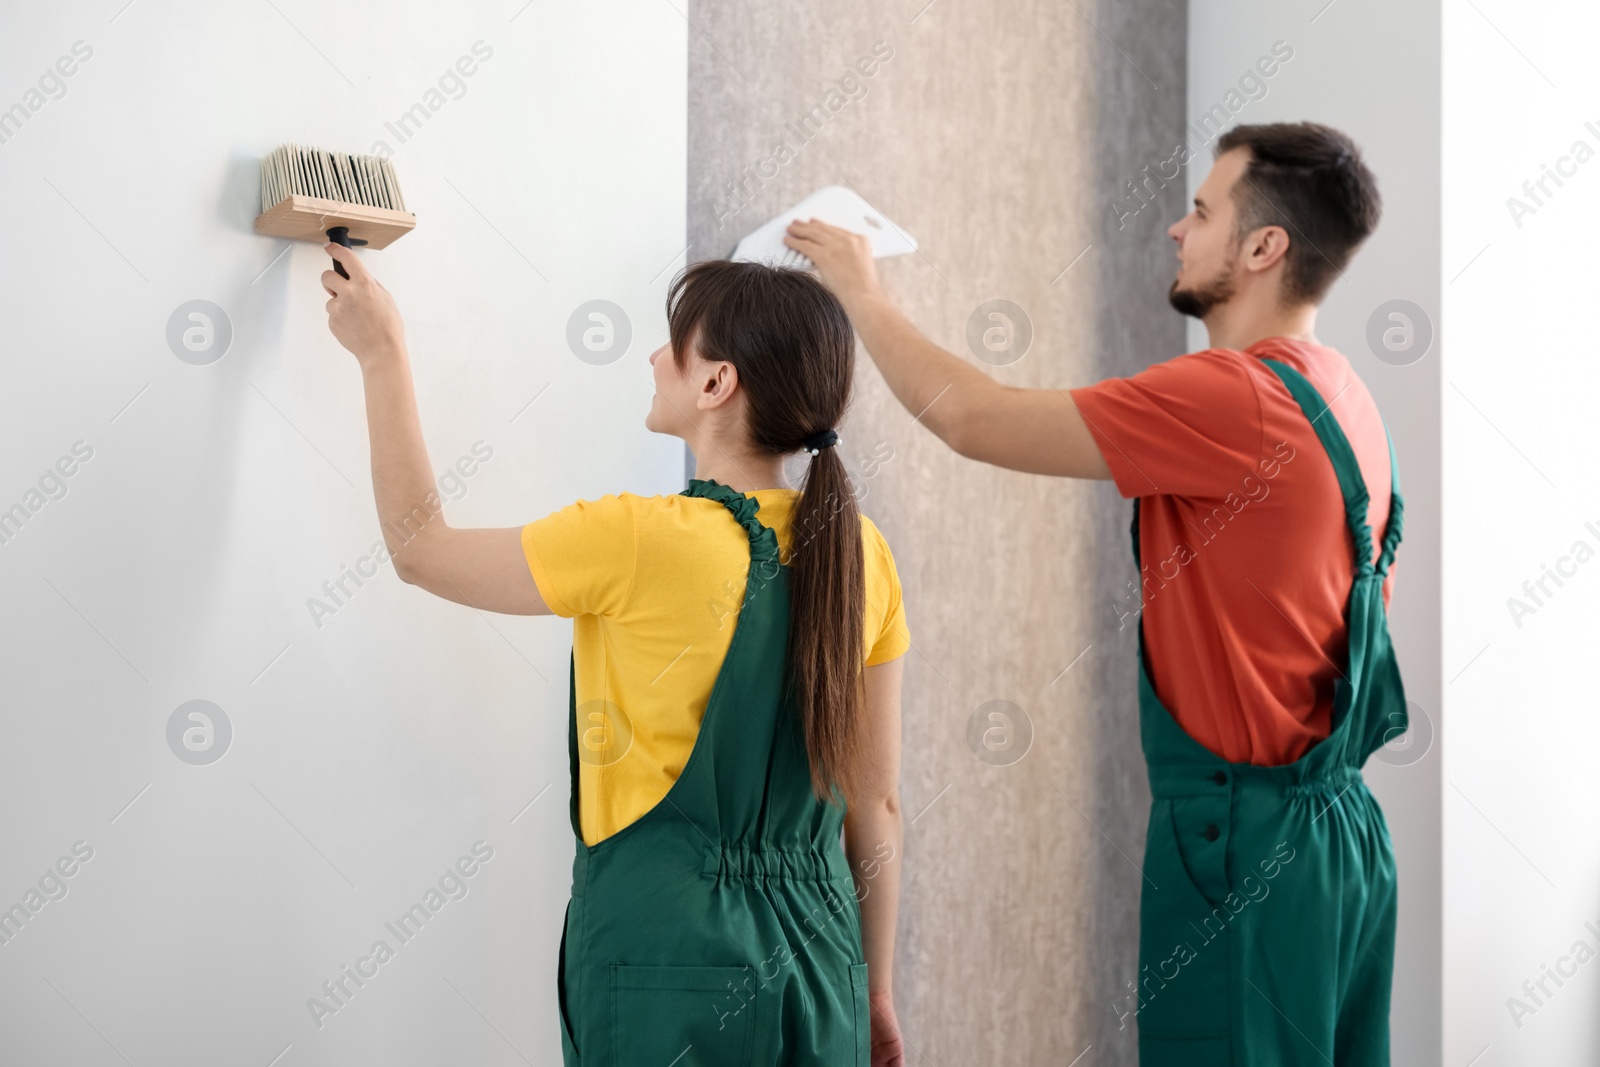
[{"xmin": 802, "ymin": 429, "xmax": 839, "ymax": 456}]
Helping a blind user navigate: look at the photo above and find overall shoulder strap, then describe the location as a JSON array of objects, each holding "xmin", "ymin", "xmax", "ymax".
[
  {"xmin": 1375, "ymin": 427, "xmax": 1404, "ymax": 575},
  {"xmin": 1260, "ymin": 359, "xmax": 1381, "ymax": 574},
  {"xmin": 1130, "ymin": 498, "xmax": 1142, "ymax": 566},
  {"xmin": 681, "ymin": 478, "xmax": 781, "ymax": 568}
]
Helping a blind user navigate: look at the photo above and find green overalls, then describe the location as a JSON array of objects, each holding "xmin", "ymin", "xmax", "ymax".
[
  {"xmin": 1133, "ymin": 360, "xmax": 1406, "ymax": 1066},
  {"xmin": 555, "ymin": 479, "xmax": 872, "ymax": 1065}
]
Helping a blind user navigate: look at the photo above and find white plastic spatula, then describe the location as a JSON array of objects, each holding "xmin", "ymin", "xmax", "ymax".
[{"xmin": 731, "ymin": 185, "xmax": 918, "ymax": 270}]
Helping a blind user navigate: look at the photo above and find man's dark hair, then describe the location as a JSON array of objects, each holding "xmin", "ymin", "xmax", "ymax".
[{"xmin": 1213, "ymin": 121, "xmax": 1382, "ymax": 306}]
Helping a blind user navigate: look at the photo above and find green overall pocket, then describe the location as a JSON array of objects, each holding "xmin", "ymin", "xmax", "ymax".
[
  {"xmin": 849, "ymin": 962, "xmax": 871, "ymax": 1065},
  {"xmin": 610, "ymin": 963, "xmax": 756, "ymax": 1066},
  {"xmin": 556, "ymin": 899, "xmax": 580, "ymax": 1057},
  {"xmin": 1136, "ymin": 799, "xmax": 1232, "ymax": 1041}
]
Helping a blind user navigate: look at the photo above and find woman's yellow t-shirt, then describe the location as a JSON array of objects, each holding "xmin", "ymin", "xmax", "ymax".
[{"xmin": 521, "ymin": 487, "xmax": 910, "ymax": 846}]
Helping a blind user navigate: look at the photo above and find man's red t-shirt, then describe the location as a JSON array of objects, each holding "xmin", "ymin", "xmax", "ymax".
[{"xmin": 1069, "ymin": 337, "xmax": 1396, "ymax": 766}]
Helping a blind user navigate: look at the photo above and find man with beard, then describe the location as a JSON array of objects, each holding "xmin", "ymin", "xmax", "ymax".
[{"xmin": 785, "ymin": 121, "xmax": 1406, "ymax": 1066}]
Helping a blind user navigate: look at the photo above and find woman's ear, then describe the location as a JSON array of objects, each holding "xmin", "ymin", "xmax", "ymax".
[{"xmin": 696, "ymin": 360, "xmax": 740, "ymax": 411}]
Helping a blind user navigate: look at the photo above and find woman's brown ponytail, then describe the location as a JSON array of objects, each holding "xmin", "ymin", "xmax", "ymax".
[{"xmin": 666, "ymin": 260, "xmax": 867, "ymax": 806}]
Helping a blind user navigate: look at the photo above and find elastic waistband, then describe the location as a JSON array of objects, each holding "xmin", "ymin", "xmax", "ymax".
[
  {"xmin": 701, "ymin": 843, "xmax": 853, "ymax": 885},
  {"xmin": 570, "ymin": 840, "xmax": 854, "ymax": 897},
  {"xmin": 1146, "ymin": 761, "xmax": 1362, "ymax": 800}
]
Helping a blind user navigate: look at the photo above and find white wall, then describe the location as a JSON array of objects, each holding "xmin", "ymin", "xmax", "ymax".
[
  {"xmin": 1188, "ymin": 3, "xmax": 1443, "ymax": 1063},
  {"xmin": 1442, "ymin": 2, "xmax": 1600, "ymax": 1063},
  {"xmin": 0, "ymin": 3, "xmax": 683, "ymax": 1064}
]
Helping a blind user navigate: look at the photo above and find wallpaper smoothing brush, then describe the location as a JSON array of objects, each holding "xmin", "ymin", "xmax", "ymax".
[{"xmin": 255, "ymin": 144, "xmax": 416, "ymax": 278}]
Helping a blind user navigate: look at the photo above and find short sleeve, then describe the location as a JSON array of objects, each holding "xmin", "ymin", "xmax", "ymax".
[
  {"xmin": 864, "ymin": 520, "xmax": 910, "ymax": 666},
  {"xmin": 1068, "ymin": 349, "xmax": 1265, "ymax": 499},
  {"xmin": 520, "ymin": 494, "xmax": 638, "ymax": 618}
]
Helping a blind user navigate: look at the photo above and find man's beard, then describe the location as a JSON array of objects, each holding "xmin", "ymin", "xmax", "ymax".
[{"xmin": 1167, "ymin": 268, "xmax": 1236, "ymax": 319}]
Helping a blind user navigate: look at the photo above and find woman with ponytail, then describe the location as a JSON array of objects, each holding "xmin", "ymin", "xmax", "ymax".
[{"xmin": 323, "ymin": 250, "xmax": 908, "ymax": 1066}]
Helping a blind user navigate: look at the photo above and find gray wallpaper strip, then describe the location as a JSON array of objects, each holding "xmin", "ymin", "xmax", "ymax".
[{"xmin": 688, "ymin": 1, "xmax": 1186, "ymax": 1060}]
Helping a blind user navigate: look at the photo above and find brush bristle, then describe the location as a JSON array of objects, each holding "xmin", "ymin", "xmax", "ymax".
[{"xmin": 259, "ymin": 143, "xmax": 407, "ymax": 214}]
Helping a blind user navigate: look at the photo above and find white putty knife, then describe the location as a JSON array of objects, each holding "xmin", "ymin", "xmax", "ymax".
[{"xmin": 731, "ymin": 185, "xmax": 918, "ymax": 270}]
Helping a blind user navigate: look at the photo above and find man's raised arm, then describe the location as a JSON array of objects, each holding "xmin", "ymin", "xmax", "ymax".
[{"xmin": 785, "ymin": 219, "xmax": 1111, "ymax": 481}]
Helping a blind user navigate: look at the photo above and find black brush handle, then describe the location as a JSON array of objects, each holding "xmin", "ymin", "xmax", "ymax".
[{"xmin": 325, "ymin": 226, "xmax": 369, "ymax": 280}]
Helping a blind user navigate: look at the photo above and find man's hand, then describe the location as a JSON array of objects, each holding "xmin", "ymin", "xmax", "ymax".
[
  {"xmin": 322, "ymin": 243, "xmax": 406, "ymax": 366},
  {"xmin": 784, "ymin": 218, "xmax": 882, "ymax": 306}
]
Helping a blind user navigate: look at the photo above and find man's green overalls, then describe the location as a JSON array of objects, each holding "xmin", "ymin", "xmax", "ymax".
[
  {"xmin": 1133, "ymin": 360, "xmax": 1406, "ymax": 1066},
  {"xmin": 555, "ymin": 479, "xmax": 871, "ymax": 1065}
]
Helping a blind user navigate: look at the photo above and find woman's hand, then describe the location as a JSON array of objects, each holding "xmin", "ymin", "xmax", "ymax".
[
  {"xmin": 869, "ymin": 990, "xmax": 905, "ymax": 1067},
  {"xmin": 783, "ymin": 217, "xmax": 883, "ymax": 306},
  {"xmin": 321, "ymin": 243, "xmax": 406, "ymax": 367}
]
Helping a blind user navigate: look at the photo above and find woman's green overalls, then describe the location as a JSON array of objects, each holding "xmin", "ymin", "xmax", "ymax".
[
  {"xmin": 555, "ymin": 479, "xmax": 872, "ymax": 1065},
  {"xmin": 1132, "ymin": 360, "xmax": 1406, "ymax": 1066}
]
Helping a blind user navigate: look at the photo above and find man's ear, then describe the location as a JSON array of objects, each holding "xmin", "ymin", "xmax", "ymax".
[
  {"xmin": 697, "ymin": 360, "xmax": 740, "ymax": 411},
  {"xmin": 1245, "ymin": 225, "xmax": 1292, "ymax": 275}
]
